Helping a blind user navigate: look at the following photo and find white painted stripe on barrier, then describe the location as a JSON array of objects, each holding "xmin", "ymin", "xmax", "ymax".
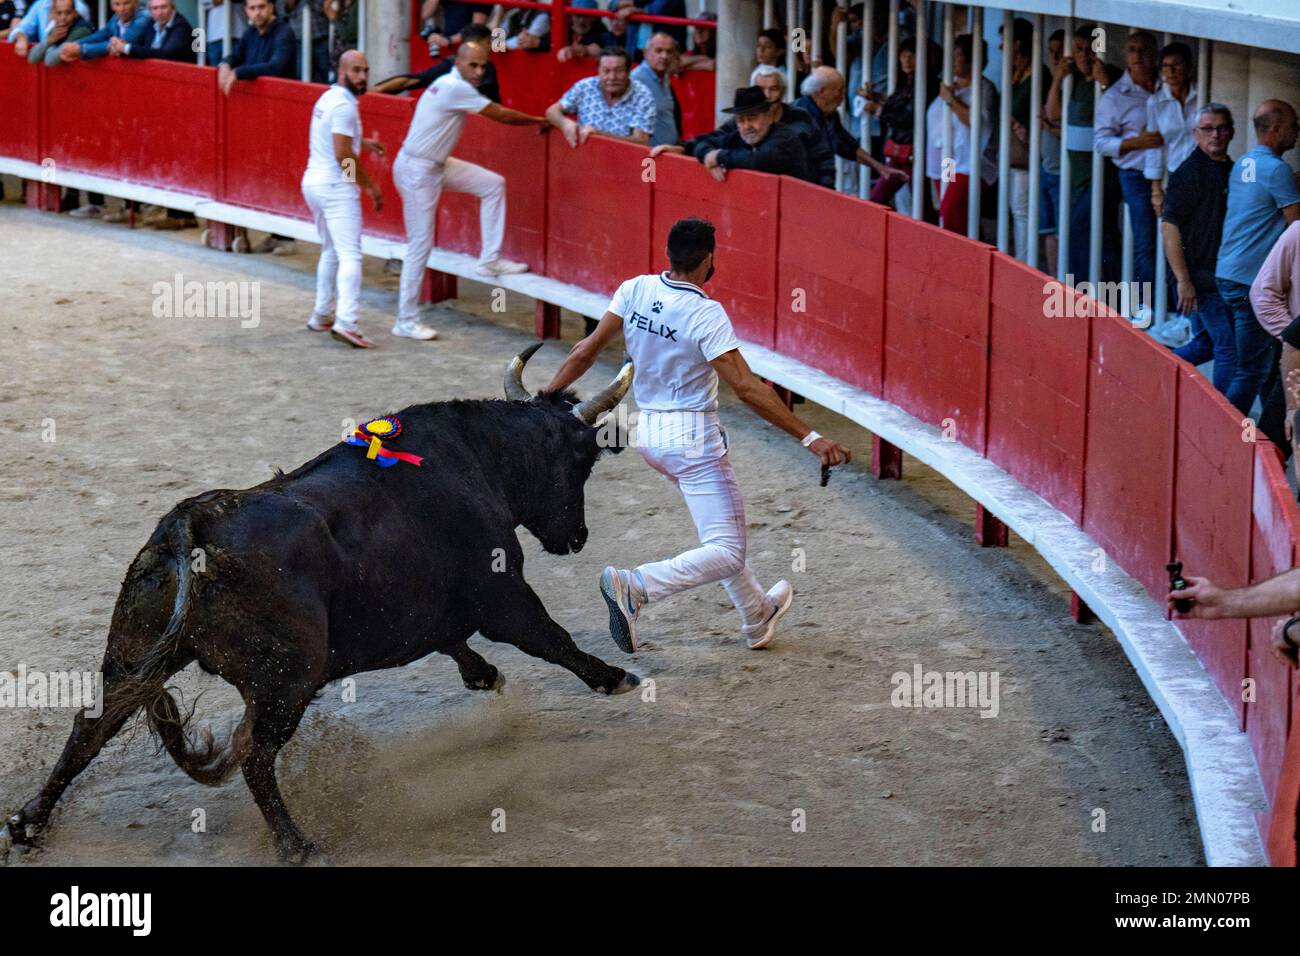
[{"xmin": 2, "ymin": 156, "xmax": 1269, "ymax": 866}]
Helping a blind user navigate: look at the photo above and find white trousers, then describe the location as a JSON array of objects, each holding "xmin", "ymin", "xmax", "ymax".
[
  {"xmin": 1009, "ymin": 167, "xmax": 1030, "ymax": 261},
  {"xmin": 634, "ymin": 413, "xmax": 770, "ymax": 628},
  {"xmin": 393, "ymin": 151, "xmax": 506, "ymax": 324},
  {"xmin": 302, "ymin": 179, "xmax": 363, "ymax": 330}
]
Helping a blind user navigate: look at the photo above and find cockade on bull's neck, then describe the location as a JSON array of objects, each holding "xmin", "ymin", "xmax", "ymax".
[{"xmin": 626, "ymin": 308, "xmax": 677, "ymax": 342}]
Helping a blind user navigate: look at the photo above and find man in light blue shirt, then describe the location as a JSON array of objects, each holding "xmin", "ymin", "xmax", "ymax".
[
  {"xmin": 631, "ymin": 30, "xmax": 678, "ymax": 147},
  {"xmin": 1215, "ymin": 99, "xmax": 1300, "ymax": 426},
  {"xmin": 7, "ymin": 0, "xmax": 90, "ymax": 55}
]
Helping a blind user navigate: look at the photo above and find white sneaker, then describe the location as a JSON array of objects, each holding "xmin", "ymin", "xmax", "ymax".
[
  {"xmin": 392, "ymin": 321, "xmax": 438, "ymax": 340},
  {"xmin": 475, "ymin": 258, "xmax": 529, "ymax": 277},
  {"xmin": 742, "ymin": 580, "xmax": 794, "ymax": 650},
  {"xmin": 270, "ymin": 240, "xmax": 297, "ymax": 256},
  {"xmin": 68, "ymin": 204, "xmax": 102, "ymax": 219},
  {"xmin": 599, "ymin": 567, "xmax": 643, "ymax": 654},
  {"xmin": 306, "ymin": 313, "xmax": 334, "ymax": 331}
]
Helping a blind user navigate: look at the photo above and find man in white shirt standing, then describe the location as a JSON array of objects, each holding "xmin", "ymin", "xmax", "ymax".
[
  {"xmin": 302, "ymin": 49, "xmax": 385, "ymax": 349},
  {"xmin": 392, "ymin": 41, "xmax": 548, "ymax": 341},
  {"xmin": 543, "ymin": 218, "xmax": 852, "ymax": 653}
]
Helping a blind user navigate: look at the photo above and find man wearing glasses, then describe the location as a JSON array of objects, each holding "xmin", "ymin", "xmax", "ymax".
[{"xmin": 1166, "ymin": 104, "xmax": 1237, "ymax": 402}]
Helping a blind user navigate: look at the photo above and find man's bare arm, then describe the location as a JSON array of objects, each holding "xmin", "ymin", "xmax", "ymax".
[
  {"xmin": 542, "ymin": 311, "xmax": 625, "ymax": 394},
  {"xmin": 710, "ymin": 349, "xmax": 850, "ymax": 466},
  {"xmin": 1171, "ymin": 567, "xmax": 1300, "ymax": 619},
  {"xmin": 480, "ymin": 101, "xmax": 549, "ymax": 127}
]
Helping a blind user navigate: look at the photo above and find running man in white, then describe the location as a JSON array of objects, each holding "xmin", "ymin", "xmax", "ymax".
[
  {"xmin": 302, "ymin": 49, "xmax": 386, "ymax": 350},
  {"xmin": 393, "ymin": 41, "xmax": 549, "ymax": 340},
  {"xmin": 543, "ymin": 217, "xmax": 852, "ymax": 651}
]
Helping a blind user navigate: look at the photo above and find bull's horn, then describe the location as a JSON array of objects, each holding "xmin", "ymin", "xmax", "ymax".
[
  {"xmin": 504, "ymin": 342, "xmax": 544, "ymax": 402},
  {"xmin": 573, "ymin": 357, "xmax": 633, "ymax": 425}
]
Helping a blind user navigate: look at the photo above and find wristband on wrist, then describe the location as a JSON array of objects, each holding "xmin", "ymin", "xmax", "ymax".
[{"xmin": 801, "ymin": 431, "xmax": 821, "ymax": 448}]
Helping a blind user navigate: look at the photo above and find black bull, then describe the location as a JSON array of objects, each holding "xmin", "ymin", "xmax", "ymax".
[{"xmin": 3, "ymin": 346, "xmax": 637, "ymax": 862}]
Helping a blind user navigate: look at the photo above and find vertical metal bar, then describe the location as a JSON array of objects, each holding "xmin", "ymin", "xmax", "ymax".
[
  {"xmin": 967, "ymin": 5, "xmax": 982, "ymax": 238},
  {"xmin": 1057, "ymin": 17, "xmax": 1072, "ymax": 282},
  {"xmin": 764, "ymin": 0, "xmax": 774, "ymax": 30},
  {"xmin": 198, "ymin": 0, "xmax": 208, "ymax": 66},
  {"xmin": 860, "ymin": 0, "xmax": 874, "ymax": 199},
  {"xmin": 301, "ymin": 2, "xmax": 312, "ymax": 82},
  {"xmin": 836, "ymin": 18, "xmax": 848, "ymax": 192},
  {"xmin": 1196, "ymin": 37, "xmax": 1207, "ymax": 109},
  {"xmin": 358, "ymin": 0, "xmax": 366, "ymax": 54},
  {"xmin": 940, "ymin": 4, "xmax": 953, "ymax": 207},
  {"xmin": 98, "ymin": 0, "xmax": 107, "ymax": 28},
  {"xmin": 887, "ymin": 0, "xmax": 898, "ymax": 94},
  {"xmin": 1027, "ymin": 14, "xmax": 1042, "ymax": 267},
  {"xmin": 910, "ymin": 0, "xmax": 927, "ymax": 220},
  {"xmin": 811, "ymin": 0, "xmax": 823, "ymax": 64},
  {"xmin": 786, "ymin": 0, "xmax": 797, "ymax": 102},
  {"xmin": 224, "ymin": 0, "xmax": 234, "ymax": 62},
  {"xmin": 995, "ymin": 9, "xmax": 1012, "ymax": 253},
  {"xmin": 1122, "ymin": 204, "xmax": 1134, "ymax": 315}
]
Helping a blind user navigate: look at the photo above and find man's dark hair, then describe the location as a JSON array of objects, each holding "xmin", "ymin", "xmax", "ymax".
[
  {"xmin": 598, "ymin": 46, "xmax": 631, "ymax": 66},
  {"xmin": 667, "ymin": 218, "xmax": 715, "ymax": 273},
  {"xmin": 1073, "ymin": 23, "xmax": 1097, "ymax": 43},
  {"xmin": 1049, "ymin": 29, "xmax": 1065, "ymax": 45},
  {"xmin": 462, "ymin": 23, "xmax": 493, "ymax": 44},
  {"xmin": 1159, "ymin": 41, "xmax": 1192, "ymax": 70},
  {"xmin": 758, "ymin": 27, "xmax": 785, "ymax": 50},
  {"xmin": 954, "ymin": 33, "xmax": 985, "ymax": 65},
  {"xmin": 1011, "ymin": 17, "xmax": 1033, "ymax": 57}
]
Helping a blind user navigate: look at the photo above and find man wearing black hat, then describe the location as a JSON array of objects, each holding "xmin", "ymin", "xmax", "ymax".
[{"xmin": 653, "ymin": 86, "xmax": 815, "ymax": 183}]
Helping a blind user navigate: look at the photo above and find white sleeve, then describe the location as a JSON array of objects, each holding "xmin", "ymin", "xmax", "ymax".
[
  {"xmin": 607, "ymin": 279, "xmax": 634, "ymax": 318},
  {"xmin": 328, "ymin": 101, "xmax": 357, "ymax": 137},
  {"xmin": 455, "ymin": 81, "xmax": 491, "ymax": 114},
  {"xmin": 697, "ymin": 303, "xmax": 741, "ymax": 361}
]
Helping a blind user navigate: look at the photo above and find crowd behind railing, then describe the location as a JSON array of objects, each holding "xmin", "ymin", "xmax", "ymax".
[{"xmin": 5, "ymin": 0, "xmax": 1300, "ymax": 472}]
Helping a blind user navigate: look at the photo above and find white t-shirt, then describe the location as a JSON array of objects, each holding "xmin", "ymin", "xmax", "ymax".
[
  {"xmin": 608, "ymin": 273, "xmax": 741, "ymax": 413},
  {"xmin": 399, "ymin": 68, "xmax": 491, "ymax": 164},
  {"xmin": 303, "ymin": 85, "xmax": 360, "ymax": 186}
]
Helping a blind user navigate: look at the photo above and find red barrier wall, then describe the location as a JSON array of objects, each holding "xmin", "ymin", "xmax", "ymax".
[
  {"xmin": 775, "ymin": 178, "xmax": 885, "ymax": 392},
  {"xmin": 0, "ymin": 55, "xmax": 40, "ymax": 163},
  {"xmin": 4, "ymin": 53, "xmax": 1298, "ymax": 865},
  {"xmin": 986, "ymin": 255, "xmax": 1089, "ymax": 523},
  {"xmin": 1173, "ymin": 369, "xmax": 1253, "ymax": 723},
  {"xmin": 651, "ymin": 155, "xmax": 779, "ymax": 347},
  {"xmin": 883, "ymin": 212, "xmax": 990, "ymax": 455},
  {"xmin": 544, "ymin": 134, "xmax": 650, "ymax": 295}
]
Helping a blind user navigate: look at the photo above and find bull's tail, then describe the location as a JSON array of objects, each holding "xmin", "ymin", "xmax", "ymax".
[{"xmin": 104, "ymin": 509, "xmax": 253, "ymax": 786}]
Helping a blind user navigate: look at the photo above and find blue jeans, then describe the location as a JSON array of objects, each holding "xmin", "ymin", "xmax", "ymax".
[
  {"xmin": 1217, "ymin": 277, "xmax": 1276, "ymax": 414},
  {"xmin": 1039, "ymin": 169, "xmax": 1060, "ymax": 235},
  {"xmin": 1067, "ymin": 174, "xmax": 1121, "ymax": 285},
  {"xmin": 1117, "ymin": 168, "xmax": 1156, "ymax": 290},
  {"xmin": 1172, "ymin": 290, "xmax": 1235, "ymax": 396}
]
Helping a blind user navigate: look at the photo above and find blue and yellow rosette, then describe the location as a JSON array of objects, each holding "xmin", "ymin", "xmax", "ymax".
[{"xmin": 344, "ymin": 417, "xmax": 423, "ymax": 468}]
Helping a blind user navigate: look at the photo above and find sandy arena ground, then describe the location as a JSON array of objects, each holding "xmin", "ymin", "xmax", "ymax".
[{"xmin": 0, "ymin": 195, "xmax": 1203, "ymax": 865}]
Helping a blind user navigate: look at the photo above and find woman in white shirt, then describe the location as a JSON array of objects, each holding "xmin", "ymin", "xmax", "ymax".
[
  {"xmin": 925, "ymin": 33, "xmax": 998, "ymax": 234},
  {"xmin": 1146, "ymin": 41, "xmax": 1197, "ymax": 216}
]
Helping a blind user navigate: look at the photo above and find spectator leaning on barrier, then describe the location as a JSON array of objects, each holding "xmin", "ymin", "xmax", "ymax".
[
  {"xmin": 796, "ymin": 65, "xmax": 906, "ymax": 194},
  {"xmin": 631, "ymin": 31, "xmax": 678, "ymax": 147},
  {"xmin": 208, "ymin": 0, "xmax": 248, "ymax": 66},
  {"xmin": 21, "ymin": 0, "xmax": 89, "ymax": 66},
  {"xmin": 925, "ymin": 33, "xmax": 997, "ymax": 235},
  {"xmin": 1094, "ymin": 30, "xmax": 1161, "ymax": 297},
  {"xmin": 547, "ymin": 46, "xmax": 656, "ymax": 146},
  {"xmin": 746, "ymin": 64, "xmax": 833, "ymax": 180},
  {"xmin": 220, "ymin": 0, "xmax": 296, "ymax": 95},
  {"xmin": 112, "ymin": 0, "xmax": 196, "ymax": 63},
  {"xmin": 1166, "ymin": 104, "xmax": 1236, "ymax": 400},
  {"xmin": 6, "ymin": 0, "xmax": 90, "ymax": 56},
  {"xmin": 59, "ymin": 0, "xmax": 148, "ymax": 64},
  {"xmin": 1145, "ymin": 42, "xmax": 1197, "ymax": 217},
  {"xmin": 373, "ymin": 23, "xmax": 501, "ymax": 101},
  {"xmin": 654, "ymin": 85, "xmax": 815, "ymax": 185},
  {"xmin": 1215, "ymin": 99, "xmax": 1300, "ymax": 431}
]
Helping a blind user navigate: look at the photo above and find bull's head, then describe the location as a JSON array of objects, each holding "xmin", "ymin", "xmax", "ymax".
[{"xmin": 504, "ymin": 343, "xmax": 632, "ymax": 555}]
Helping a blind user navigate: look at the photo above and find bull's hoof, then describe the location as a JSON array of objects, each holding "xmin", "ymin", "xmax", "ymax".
[
  {"xmin": 277, "ymin": 837, "xmax": 321, "ymax": 866},
  {"xmin": 607, "ymin": 671, "xmax": 641, "ymax": 696},
  {"xmin": 464, "ymin": 667, "xmax": 505, "ymax": 694}
]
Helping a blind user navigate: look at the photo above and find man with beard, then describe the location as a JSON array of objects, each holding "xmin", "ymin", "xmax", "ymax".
[
  {"xmin": 301, "ymin": 50, "xmax": 386, "ymax": 348},
  {"xmin": 651, "ymin": 86, "xmax": 815, "ymax": 183},
  {"xmin": 542, "ymin": 217, "xmax": 852, "ymax": 651}
]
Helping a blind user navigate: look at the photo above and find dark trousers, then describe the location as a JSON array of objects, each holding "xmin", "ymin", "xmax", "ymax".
[
  {"xmin": 1116, "ymin": 168, "xmax": 1157, "ymax": 290},
  {"xmin": 1172, "ymin": 290, "xmax": 1235, "ymax": 396}
]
